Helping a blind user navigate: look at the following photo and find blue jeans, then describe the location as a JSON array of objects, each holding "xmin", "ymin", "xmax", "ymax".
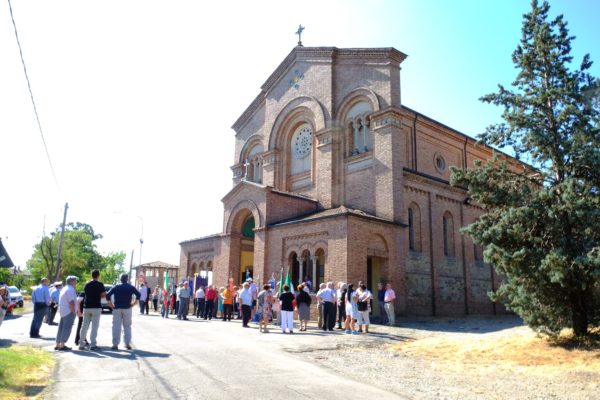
[{"xmin": 30, "ymin": 303, "xmax": 47, "ymax": 336}]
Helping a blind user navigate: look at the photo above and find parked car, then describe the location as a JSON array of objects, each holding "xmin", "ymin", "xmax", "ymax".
[
  {"xmin": 4, "ymin": 299, "xmax": 17, "ymax": 315},
  {"xmin": 101, "ymin": 284, "xmax": 113, "ymax": 312},
  {"xmin": 8, "ymin": 286, "xmax": 23, "ymax": 307}
]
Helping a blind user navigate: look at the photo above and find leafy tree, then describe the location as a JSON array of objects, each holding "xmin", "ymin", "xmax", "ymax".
[
  {"xmin": 0, "ymin": 268, "xmax": 11, "ymax": 285},
  {"xmin": 27, "ymin": 222, "xmax": 126, "ymax": 290},
  {"xmin": 451, "ymin": 0, "xmax": 600, "ymax": 337}
]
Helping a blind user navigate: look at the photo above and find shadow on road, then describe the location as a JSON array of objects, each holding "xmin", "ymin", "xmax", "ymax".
[
  {"xmin": 72, "ymin": 348, "xmax": 171, "ymax": 360},
  {"xmin": 0, "ymin": 338, "xmax": 17, "ymax": 347},
  {"xmin": 3, "ymin": 313, "xmax": 24, "ymax": 320},
  {"xmin": 281, "ymin": 330, "xmax": 412, "ymax": 342},
  {"xmin": 399, "ymin": 315, "xmax": 523, "ymax": 334}
]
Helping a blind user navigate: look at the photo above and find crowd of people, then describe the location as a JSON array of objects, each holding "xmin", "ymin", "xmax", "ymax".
[
  {"xmin": 157, "ymin": 277, "xmax": 397, "ymax": 335},
  {"xmin": 26, "ymin": 271, "xmax": 141, "ymax": 351},
  {"xmin": 19, "ymin": 272, "xmax": 397, "ymax": 350}
]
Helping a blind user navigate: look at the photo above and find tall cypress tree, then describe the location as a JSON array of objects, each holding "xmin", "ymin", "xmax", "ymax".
[{"xmin": 451, "ymin": 0, "xmax": 600, "ymax": 337}]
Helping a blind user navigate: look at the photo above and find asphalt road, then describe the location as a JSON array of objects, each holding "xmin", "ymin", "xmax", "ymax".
[{"xmin": 1, "ymin": 308, "xmax": 404, "ymax": 400}]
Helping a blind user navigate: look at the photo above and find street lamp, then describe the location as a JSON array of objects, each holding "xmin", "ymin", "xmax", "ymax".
[
  {"xmin": 137, "ymin": 215, "xmax": 144, "ymax": 268},
  {"xmin": 113, "ymin": 211, "xmax": 144, "ymax": 283}
]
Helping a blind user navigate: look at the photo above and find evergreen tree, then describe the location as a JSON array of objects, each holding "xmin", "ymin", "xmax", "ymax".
[{"xmin": 451, "ymin": 0, "xmax": 600, "ymax": 337}]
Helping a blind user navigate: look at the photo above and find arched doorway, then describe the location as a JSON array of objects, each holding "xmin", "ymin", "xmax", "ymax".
[
  {"xmin": 315, "ymin": 248, "xmax": 326, "ymax": 289},
  {"xmin": 239, "ymin": 215, "xmax": 255, "ymax": 283},
  {"xmin": 289, "ymin": 252, "xmax": 300, "ymax": 290},
  {"xmin": 366, "ymin": 234, "xmax": 389, "ymax": 319}
]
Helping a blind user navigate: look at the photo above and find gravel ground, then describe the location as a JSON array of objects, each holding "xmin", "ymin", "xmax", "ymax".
[{"xmin": 283, "ymin": 316, "xmax": 600, "ymax": 400}]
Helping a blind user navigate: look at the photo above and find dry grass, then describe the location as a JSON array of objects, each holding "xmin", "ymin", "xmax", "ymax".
[
  {"xmin": 393, "ymin": 327, "xmax": 600, "ymax": 376},
  {"xmin": 0, "ymin": 345, "xmax": 54, "ymax": 400}
]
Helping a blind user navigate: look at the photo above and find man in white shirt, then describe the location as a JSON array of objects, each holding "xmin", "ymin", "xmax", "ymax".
[
  {"xmin": 238, "ymin": 282, "xmax": 253, "ymax": 327},
  {"xmin": 195, "ymin": 285, "xmax": 205, "ymax": 318},
  {"xmin": 55, "ymin": 276, "xmax": 79, "ymax": 351},
  {"xmin": 317, "ymin": 282, "xmax": 337, "ymax": 331},
  {"xmin": 383, "ymin": 283, "xmax": 396, "ymax": 326}
]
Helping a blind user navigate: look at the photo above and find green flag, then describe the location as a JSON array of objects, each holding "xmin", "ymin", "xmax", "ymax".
[
  {"xmin": 164, "ymin": 270, "xmax": 169, "ymax": 291},
  {"xmin": 285, "ymin": 270, "xmax": 292, "ymax": 291},
  {"xmin": 279, "ymin": 267, "xmax": 284, "ymax": 294}
]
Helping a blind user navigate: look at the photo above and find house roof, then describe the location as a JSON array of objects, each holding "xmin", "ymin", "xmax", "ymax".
[
  {"xmin": 269, "ymin": 205, "xmax": 406, "ymax": 228},
  {"xmin": 221, "ymin": 179, "xmax": 318, "ymax": 204},
  {"xmin": 134, "ymin": 261, "xmax": 180, "ymax": 270},
  {"xmin": 179, "ymin": 233, "xmax": 222, "ymax": 245}
]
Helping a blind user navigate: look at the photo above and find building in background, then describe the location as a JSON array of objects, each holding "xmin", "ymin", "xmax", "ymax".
[
  {"xmin": 180, "ymin": 46, "xmax": 527, "ymax": 316},
  {"xmin": 133, "ymin": 261, "xmax": 179, "ymax": 290}
]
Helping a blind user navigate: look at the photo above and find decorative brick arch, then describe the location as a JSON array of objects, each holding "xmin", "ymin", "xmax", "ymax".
[
  {"xmin": 299, "ymin": 242, "xmax": 312, "ymax": 255},
  {"xmin": 312, "ymin": 240, "xmax": 328, "ymax": 261},
  {"xmin": 268, "ymin": 96, "xmax": 327, "ymax": 151},
  {"xmin": 335, "ymin": 87, "xmax": 380, "ymax": 123},
  {"xmin": 225, "ymin": 200, "xmax": 262, "ymax": 234},
  {"xmin": 285, "ymin": 246, "xmax": 301, "ymax": 259},
  {"xmin": 367, "ymin": 233, "xmax": 389, "ymax": 258},
  {"xmin": 442, "ymin": 210, "xmax": 456, "ymax": 257},
  {"xmin": 238, "ymin": 134, "xmax": 265, "ymax": 164}
]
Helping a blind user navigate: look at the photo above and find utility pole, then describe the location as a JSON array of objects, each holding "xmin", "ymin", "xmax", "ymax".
[
  {"xmin": 54, "ymin": 202, "xmax": 69, "ymax": 282},
  {"xmin": 128, "ymin": 249, "xmax": 134, "ymax": 283}
]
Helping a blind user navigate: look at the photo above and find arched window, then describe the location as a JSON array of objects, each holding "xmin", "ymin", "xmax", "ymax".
[
  {"xmin": 243, "ymin": 143, "xmax": 263, "ymax": 183},
  {"xmin": 241, "ymin": 216, "xmax": 255, "ymax": 238},
  {"xmin": 289, "ymin": 252, "xmax": 301, "ymax": 290},
  {"xmin": 290, "ymin": 124, "xmax": 312, "ymax": 175},
  {"xmin": 443, "ymin": 212, "xmax": 455, "ymax": 257},
  {"xmin": 474, "ymin": 244, "xmax": 483, "ymax": 262},
  {"xmin": 344, "ymin": 101, "xmax": 372, "ymax": 157},
  {"xmin": 408, "ymin": 204, "xmax": 422, "ymax": 252},
  {"xmin": 350, "ymin": 117, "xmax": 370, "ymax": 155},
  {"xmin": 315, "ymin": 248, "xmax": 326, "ymax": 287}
]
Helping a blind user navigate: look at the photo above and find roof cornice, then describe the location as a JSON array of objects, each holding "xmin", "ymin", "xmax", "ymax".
[{"xmin": 231, "ymin": 46, "xmax": 408, "ymax": 133}]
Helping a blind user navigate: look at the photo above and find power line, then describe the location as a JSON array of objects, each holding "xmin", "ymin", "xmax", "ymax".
[{"xmin": 7, "ymin": 0, "xmax": 61, "ymax": 191}]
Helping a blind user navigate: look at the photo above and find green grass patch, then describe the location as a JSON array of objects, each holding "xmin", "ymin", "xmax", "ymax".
[{"xmin": 0, "ymin": 345, "xmax": 54, "ymax": 399}]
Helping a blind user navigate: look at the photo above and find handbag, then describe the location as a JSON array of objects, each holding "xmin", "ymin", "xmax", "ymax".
[{"xmin": 357, "ymin": 300, "xmax": 368, "ymax": 311}]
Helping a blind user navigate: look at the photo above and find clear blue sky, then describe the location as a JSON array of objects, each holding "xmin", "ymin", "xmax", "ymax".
[{"xmin": 0, "ymin": 0, "xmax": 598, "ymax": 270}]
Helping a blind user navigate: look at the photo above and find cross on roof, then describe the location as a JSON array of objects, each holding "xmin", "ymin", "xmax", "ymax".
[{"xmin": 295, "ymin": 24, "xmax": 305, "ymax": 47}]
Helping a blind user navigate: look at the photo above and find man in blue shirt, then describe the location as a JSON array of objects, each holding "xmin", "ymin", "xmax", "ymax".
[
  {"xmin": 46, "ymin": 281, "xmax": 62, "ymax": 325},
  {"xmin": 106, "ymin": 273, "xmax": 140, "ymax": 350},
  {"xmin": 30, "ymin": 277, "xmax": 50, "ymax": 338}
]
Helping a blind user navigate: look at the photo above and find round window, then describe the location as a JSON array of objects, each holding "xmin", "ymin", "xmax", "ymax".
[
  {"xmin": 435, "ymin": 154, "xmax": 446, "ymax": 172},
  {"xmin": 292, "ymin": 125, "xmax": 312, "ymax": 159}
]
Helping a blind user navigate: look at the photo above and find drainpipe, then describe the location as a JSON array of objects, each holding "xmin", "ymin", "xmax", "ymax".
[
  {"xmin": 460, "ymin": 202, "xmax": 469, "ymax": 315},
  {"xmin": 428, "ymin": 192, "xmax": 436, "ymax": 316},
  {"xmin": 413, "ymin": 113, "xmax": 418, "ymax": 170},
  {"xmin": 463, "ymin": 137, "xmax": 468, "ymax": 169}
]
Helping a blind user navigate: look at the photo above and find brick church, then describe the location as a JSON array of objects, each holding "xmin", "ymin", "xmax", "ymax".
[{"xmin": 180, "ymin": 45, "xmax": 525, "ymax": 316}]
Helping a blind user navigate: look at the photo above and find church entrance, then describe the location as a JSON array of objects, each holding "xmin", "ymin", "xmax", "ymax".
[
  {"xmin": 367, "ymin": 256, "xmax": 387, "ymax": 319},
  {"xmin": 239, "ymin": 216, "xmax": 255, "ymax": 283}
]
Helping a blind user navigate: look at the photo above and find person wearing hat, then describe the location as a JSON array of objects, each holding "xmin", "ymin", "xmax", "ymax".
[
  {"xmin": 55, "ymin": 276, "xmax": 79, "ymax": 351},
  {"xmin": 106, "ymin": 273, "xmax": 141, "ymax": 350},
  {"xmin": 46, "ymin": 281, "xmax": 62, "ymax": 326}
]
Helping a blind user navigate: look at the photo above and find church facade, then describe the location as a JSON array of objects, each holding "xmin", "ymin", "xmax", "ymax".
[{"xmin": 180, "ymin": 46, "xmax": 524, "ymax": 316}]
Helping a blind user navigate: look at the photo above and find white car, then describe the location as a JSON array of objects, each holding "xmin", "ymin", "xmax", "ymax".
[
  {"xmin": 101, "ymin": 284, "xmax": 114, "ymax": 312},
  {"xmin": 8, "ymin": 286, "xmax": 24, "ymax": 307}
]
